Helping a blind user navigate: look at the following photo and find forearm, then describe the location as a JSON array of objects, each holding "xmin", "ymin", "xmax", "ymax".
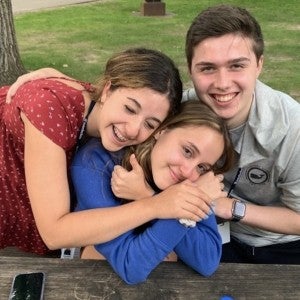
[
  {"xmin": 95, "ymin": 219, "xmax": 188, "ymax": 285},
  {"xmin": 41, "ymin": 199, "xmax": 159, "ymax": 249},
  {"xmin": 174, "ymin": 215, "xmax": 222, "ymax": 277},
  {"xmin": 242, "ymin": 204, "xmax": 300, "ymax": 235},
  {"xmin": 215, "ymin": 197, "xmax": 300, "ymax": 235}
]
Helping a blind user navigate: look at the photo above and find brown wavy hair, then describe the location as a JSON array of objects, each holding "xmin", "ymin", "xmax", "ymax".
[
  {"xmin": 91, "ymin": 47, "xmax": 182, "ymax": 118},
  {"xmin": 122, "ymin": 101, "xmax": 234, "ymax": 187}
]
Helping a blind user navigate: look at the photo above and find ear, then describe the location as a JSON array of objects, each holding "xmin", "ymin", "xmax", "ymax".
[
  {"xmin": 256, "ymin": 55, "xmax": 264, "ymax": 78},
  {"xmin": 154, "ymin": 129, "xmax": 166, "ymax": 140},
  {"xmin": 188, "ymin": 64, "xmax": 192, "ymax": 78},
  {"xmin": 100, "ymin": 81, "xmax": 112, "ymax": 103}
]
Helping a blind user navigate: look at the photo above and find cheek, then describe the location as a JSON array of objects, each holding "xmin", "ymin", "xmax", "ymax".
[
  {"xmin": 191, "ymin": 73, "xmax": 210, "ymax": 94},
  {"xmin": 211, "ymin": 139, "xmax": 225, "ymax": 163},
  {"xmin": 150, "ymin": 145, "xmax": 167, "ymax": 187},
  {"xmin": 137, "ymin": 130, "xmax": 153, "ymax": 144}
]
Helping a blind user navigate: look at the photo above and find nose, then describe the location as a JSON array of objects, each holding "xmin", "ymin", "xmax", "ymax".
[
  {"xmin": 126, "ymin": 120, "xmax": 142, "ymax": 140},
  {"xmin": 214, "ymin": 69, "xmax": 230, "ymax": 90},
  {"xmin": 179, "ymin": 164, "xmax": 200, "ymax": 182}
]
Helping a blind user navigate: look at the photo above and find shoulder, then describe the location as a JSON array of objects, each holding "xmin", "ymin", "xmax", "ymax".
[
  {"xmin": 72, "ymin": 138, "xmax": 122, "ymax": 173},
  {"xmin": 254, "ymin": 80, "xmax": 300, "ymax": 127},
  {"xmin": 255, "ymin": 81, "xmax": 300, "ymax": 112},
  {"xmin": 11, "ymin": 79, "xmax": 85, "ymax": 123},
  {"xmin": 15, "ymin": 78, "xmax": 86, "ymax": 106}
]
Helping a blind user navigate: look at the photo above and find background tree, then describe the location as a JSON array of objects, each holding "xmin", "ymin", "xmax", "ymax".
[{"xmin": 0, "ymin": 0, "xmax": 26, "ymax": 86}]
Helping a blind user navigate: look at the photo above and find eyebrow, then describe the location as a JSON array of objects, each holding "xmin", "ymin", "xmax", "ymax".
[
  {"xmin": 127, "ymin": 97, "xmax": 162, "ymax": 124},
  {"xmin": 187, "ymin": 141, "xmax": 200, "ymax": 156},
  {"xmin": 195, "ymin": 57, "xmax": 251, "ymax": 67}
]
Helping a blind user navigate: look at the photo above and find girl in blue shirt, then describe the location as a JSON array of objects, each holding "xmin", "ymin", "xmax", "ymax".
[{"xmin": 71, "ymin": 101, "xmax": 234, "ymax": 284}]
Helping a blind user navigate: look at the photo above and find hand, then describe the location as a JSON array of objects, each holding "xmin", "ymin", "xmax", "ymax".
[
  {"xmin": 151, "ymin": 180, "xmax": 213, "ymax": 222},
  {"xmin": 195, "ymin": 171, "xmax": 226, "ymax": 200},
  {"xmin": 111, "ymin": 154, "xmax": 154, "ymax": 200},
  {"xmin": 6, "ymin": 68, "xmax": 69, "ymax": 103},
  {"xmin": 178, "ymin": 171, "xmax": 224, "ymax": 227}
]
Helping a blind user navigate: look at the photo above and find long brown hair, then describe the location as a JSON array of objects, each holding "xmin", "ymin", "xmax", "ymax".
[
  {"xmin": 122, "ymin": 101, "xmax": 234, "ymax": 186},
  {"xmin": 91, "ymin": 47, "xmax": 182, "ymax": 118}
]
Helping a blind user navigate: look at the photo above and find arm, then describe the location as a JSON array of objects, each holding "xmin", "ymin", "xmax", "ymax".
[
  {"xmin": 95, "ymin": 219, "xmax": 188, "ymax": 285},
  {"xmin": 72, "ymin": 144, "xmax": 222, "ymax": 284},
  {"xmin": 89, "ymin": 207, "xmax": 221, "ymax": 284},
  {"xmin": 24, "ymin": 118, "xmax": 207, "ymax": 250},
  {"xmin": 112, "ymin": 157, "xmax": 223, "ymax": 217},
  {"xmin": 6, "ymin": 68, "xmax": 72, "ymax": 103},
  {"xmin": 214, "ymin": 139, "xmax": 300, "ymax": 235},
  {"xmin": 24, "ymin": 115, "xmax": 166, "ymax": 249},
  {"xmin": 214, "ymin": 197, "xmax": 300, "ymax": 234},
  {"xmin": 174, "ymin": 214, "xmax": 222, "ymax": 277}
]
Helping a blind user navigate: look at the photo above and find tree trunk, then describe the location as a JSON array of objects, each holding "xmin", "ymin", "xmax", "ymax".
[{"xmin": 0, "ymin": 0, "xmax": 27, "ymax": 86}]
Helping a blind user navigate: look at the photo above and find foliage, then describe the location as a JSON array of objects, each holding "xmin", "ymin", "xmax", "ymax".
[{"xmin": 13, "ymin": 0, "xmax": 300, "ymax": 100}]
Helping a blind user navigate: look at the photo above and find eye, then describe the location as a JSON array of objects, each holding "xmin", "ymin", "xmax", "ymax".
[
  {"xmin": 230, "ymin": 63, "xmax": 245, "ymax": 71},
  {"xmin": 197, "ymin": 164, "xmax": 210, "ymax": 175},
  {"xmin": 183, "ymin": 146, "xmax": 193, "ymax": 158},
  {"xmin": 198, "ymin": 65, "xmax": 215, "ymax": 74},
  {"xmin": 144, "ymin": 121, "xmax": 156, "ymax": 130},
  {"xmin": 125, "ymin": 105, "xmax": 136, "ymax": 114}
]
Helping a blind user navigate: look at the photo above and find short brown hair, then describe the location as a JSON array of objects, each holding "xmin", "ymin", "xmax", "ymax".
[
  {"xmin": 123, "ymin": 101, "xmax": 234, "ymax": 186},
  {"xmin": 186, "ymin": 5, "xmax": 264, "ymax": 70}
]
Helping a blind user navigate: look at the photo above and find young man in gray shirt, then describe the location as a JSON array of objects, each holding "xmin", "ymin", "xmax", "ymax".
[{"xmin": 183, "ymin": 4, "xmax": 300, "ymax": 264}]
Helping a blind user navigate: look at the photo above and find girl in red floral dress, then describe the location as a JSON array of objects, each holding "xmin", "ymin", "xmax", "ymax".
[{"xmin": 0, "ymin": 48, "xmax": 211, "ymax": 255}]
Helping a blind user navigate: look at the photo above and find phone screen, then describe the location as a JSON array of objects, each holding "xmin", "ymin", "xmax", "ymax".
[{"xmin": 9, "ymin": 272, "xmax": 45, "ymax": 300}]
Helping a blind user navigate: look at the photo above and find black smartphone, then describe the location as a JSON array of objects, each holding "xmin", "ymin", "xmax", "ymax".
[{"xmin": 9, "ymin": 272, "xmax": 45, "ymax": 300}]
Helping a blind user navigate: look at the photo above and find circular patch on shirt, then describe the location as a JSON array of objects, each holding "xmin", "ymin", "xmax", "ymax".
[{"xmin": 246, "ymin": 167, "xmax": 269, "ymax": 184}]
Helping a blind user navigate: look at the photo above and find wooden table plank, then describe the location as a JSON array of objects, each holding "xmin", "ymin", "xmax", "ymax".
[{"xmin": 0, "ymin": 256, "xmax": 299, "ymax": 299}]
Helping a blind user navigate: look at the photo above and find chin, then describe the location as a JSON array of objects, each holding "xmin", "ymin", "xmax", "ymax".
[
  {"xmin": 102, "ymin": 141, "xmax": 121, "ymax": 152},
  {"xmin": 158, "ymin": 182, "xmax": 171, "ymax": 191}
]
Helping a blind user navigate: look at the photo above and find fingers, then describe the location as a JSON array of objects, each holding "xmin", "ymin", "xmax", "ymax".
[
  {"xmin": 216, "ymin": 174, "xmax": 224, "ymax": 181},
  {"xmin": 189, "ymin": 201, "xmax": 214, "ymax": 221},
  {"xmin": 111, "ymin": 165, "xmax": 125, "ymax": 192},
  {"xmin": 178, "ymin": 188, "xmax": 213, "ymax": 220},
  {"xmin": 129, "ymin": 154, "xmax": 143, "ymax": 173}
]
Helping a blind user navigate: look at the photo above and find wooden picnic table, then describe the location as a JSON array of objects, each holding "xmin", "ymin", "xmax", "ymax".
[{"xmin": 0, "ymin": 255, "xmax": 299, "ymax": 299}]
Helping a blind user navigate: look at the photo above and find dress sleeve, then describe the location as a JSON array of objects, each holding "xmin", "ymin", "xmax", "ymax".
[{"xmin": 16, "ymin": 79, "xmax": 84, "ymax": 150}]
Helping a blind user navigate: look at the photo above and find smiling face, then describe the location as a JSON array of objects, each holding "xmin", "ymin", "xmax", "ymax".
[
  {"xmin": 150, "ymin": 125, "xmax": 225, "ymax": 190},
  {"xmin": 190, "ymin": 33, "xmax": 263, "ymax": 128},
  {"xmin": 95, "ymin": 85, "xmax": 170, "ymax": 152}
]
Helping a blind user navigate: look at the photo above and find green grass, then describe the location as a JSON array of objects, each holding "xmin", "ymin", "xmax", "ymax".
[{"xmin": 14, "ymin": 0, "xmax": 300, "ymax": 100}]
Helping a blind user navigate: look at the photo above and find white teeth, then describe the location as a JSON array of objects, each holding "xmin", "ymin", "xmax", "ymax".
[
  {"xmin": 214, "ymin": 93, "xmax": 236, "ymax": 102},
  {"xmin": 113, "ymin": 126, "xmax": 127, "ymax": 142}
]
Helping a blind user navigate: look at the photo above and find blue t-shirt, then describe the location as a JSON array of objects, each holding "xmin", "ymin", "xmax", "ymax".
[{"xmin": 71, "ymin": 138, "xmax": 222, "ymax": 284}]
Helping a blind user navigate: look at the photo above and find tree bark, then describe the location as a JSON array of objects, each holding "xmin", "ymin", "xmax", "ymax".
[{"xmin": 0, "ymin": 0, "xmax": 27, "ymax": 86}]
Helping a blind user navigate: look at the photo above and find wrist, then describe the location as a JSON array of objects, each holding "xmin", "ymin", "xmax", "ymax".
[
  {"xmin": 144, "ymin": 182, "xmax": 155, "ymax": 197},
  {"xmin": 231, "ymin": 199, "xmax": 246, "ymax": 222}
]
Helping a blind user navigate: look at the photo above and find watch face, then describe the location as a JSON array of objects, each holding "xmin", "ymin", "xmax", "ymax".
[{"xmin": 234, "ymin": 201, "xmax": 246, "ymax": 217}]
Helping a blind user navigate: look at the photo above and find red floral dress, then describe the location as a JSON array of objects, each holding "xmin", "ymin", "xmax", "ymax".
[{"xmin": 0, "ymin": 78, "xmax": 92, "ymax": 254}]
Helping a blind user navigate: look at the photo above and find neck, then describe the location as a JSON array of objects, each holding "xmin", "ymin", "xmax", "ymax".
[
  {"xmin": 85, "ymin": 101, "xmax": 100, "ymax": 138},
  {"xmin": 227, "ymin": 95, "xmax": 254, "ymax": 129}
]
